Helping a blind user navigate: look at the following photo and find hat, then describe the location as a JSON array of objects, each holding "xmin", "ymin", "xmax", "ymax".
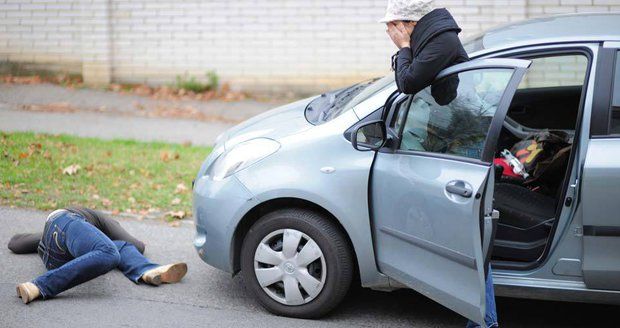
[{"xmin": 379, "ymin": 0, "xmax": 436, "ymax": 23}]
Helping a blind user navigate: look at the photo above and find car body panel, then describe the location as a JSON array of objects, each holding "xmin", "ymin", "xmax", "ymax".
[
  {"xmin": 222, "ymin": 97, "xmax": 315, "ymax": 151},
  {"xmin": 234, "ymin": 109, "xmax": 390, "ymax": 287},
  {"xmin": 464, "ymin": 13, "xmax": 620, "ymax": 57},
  {"xmin": 372, "ymin": 153, "xmax": 492, "ymax": 323},
  {"xmin": 582, "ymin": 139, "xmax": 620, "ymax": 290},
  {"xmin": 193, "ymin": 174, "xmax": 260, "ymax": 272}
]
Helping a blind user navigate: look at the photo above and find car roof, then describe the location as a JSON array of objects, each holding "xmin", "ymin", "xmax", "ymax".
[{"xmin": 464, "ymin": 13, "xmax": 620, "ymax": 56}]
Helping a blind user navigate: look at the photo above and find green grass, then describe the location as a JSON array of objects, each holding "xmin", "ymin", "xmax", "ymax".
[
  {"xmin": 175, "ymin": 70, "xmax": 219, "ymax": 93},
  {"xmin": 0, "ymin": 132, "xmax": 212, "ymax": 217}
]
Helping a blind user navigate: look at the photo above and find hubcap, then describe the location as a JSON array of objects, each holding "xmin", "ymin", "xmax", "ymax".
[{"xmin": 253, "ymin": 229, "xmax": 326, "ymax": 306}]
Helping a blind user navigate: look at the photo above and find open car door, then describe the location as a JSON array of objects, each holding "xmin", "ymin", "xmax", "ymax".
[{"xmin": 369, "ymin": 59, "xmax": 530, "ymax": 325}]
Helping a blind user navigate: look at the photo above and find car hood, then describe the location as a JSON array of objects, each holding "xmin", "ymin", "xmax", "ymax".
[{"xmin": 222, "ymin": 97, "xmax": 315, "ymax": 150}]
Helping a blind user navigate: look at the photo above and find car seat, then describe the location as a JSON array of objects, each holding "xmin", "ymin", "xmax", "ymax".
[{"xmin": 492, "ymin": 183, "xmax": 556, "ymax": 262}]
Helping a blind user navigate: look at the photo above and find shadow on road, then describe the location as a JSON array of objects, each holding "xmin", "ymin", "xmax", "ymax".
[{"xmin": 327, "ymin": 286, "xmax": 618, "ymax": 327}]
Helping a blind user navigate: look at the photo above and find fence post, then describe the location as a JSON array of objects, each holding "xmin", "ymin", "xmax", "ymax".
[{"xmin": 80, "ymin": 0, "xmax": 112, "ymax": 86}]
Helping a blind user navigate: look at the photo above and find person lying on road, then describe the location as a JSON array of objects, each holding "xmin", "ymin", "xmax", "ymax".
[
  {"xmin": 8, "ymin": 207, "xmax": 188, "ymax": 304},
  {"xmin": 381, "ymin": 1, "xmax": 498, "ymax": 327}
]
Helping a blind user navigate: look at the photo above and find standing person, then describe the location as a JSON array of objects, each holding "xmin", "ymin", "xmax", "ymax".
[
  {"xmin": 8, "ymin": 207, "xmax": 188, "ymax": 304},
  {"xmin": 380, "ymin": 1, "xmax": 498, "ymax": 327},
  {"xmin": 383, "ymin": 0, "xmax": 468, "ymax": 95}
]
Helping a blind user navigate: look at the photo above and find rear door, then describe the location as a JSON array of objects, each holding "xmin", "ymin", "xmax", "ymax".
[
  {"xmin": 582, "ymin": 45, "xmax": 620, "ymax": 290},
  {"xmin": 370, "ymin": 59, "xmax": 530, "ymax": 324}
]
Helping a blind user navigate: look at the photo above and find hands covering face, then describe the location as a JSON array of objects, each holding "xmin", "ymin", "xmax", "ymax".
[{"xmin": 386, "ymin": 21, "xmax": 415, "ymax": 49}]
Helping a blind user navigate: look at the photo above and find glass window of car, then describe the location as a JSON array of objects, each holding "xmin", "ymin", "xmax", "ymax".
[
  {"xmin": 610, "ymin": 51, "xmax": 620, "ymax": 134},
  {"xmin": 508, "ymin": 54, "xmax": 588, "ymax": 130},
  {"xmin": 305, "ymin": 75, "xmax": 394, "ymax": 125},
  {"xmin": 397, "ymin": 68, "xmax": 514, "ymax": 160}
]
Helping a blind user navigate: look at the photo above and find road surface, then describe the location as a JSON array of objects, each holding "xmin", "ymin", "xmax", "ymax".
[{"xmin": 0, "ymin": 207, "xmax": 615, "ymax": 328}]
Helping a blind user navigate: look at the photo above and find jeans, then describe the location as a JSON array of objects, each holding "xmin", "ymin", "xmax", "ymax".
[
  {"xmin": 33, "ymin": 211, "xmax": 159, "ymax": 299},
  {"xmin": 465, "ymin": 267, "xmax": 498, "ymax": 328}
]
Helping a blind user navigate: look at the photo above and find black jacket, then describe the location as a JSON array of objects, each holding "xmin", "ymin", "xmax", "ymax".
[
  {"xmin": 7, "ymin": 207, "xmax": 146, "ymax": 254},
  {"xmin": 393, "ymin": 8, "xmax": 469, "ymax": 95}
]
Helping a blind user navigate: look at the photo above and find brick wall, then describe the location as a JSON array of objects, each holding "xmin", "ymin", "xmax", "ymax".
[{"xmin": 0, "ymin": 0, "xmax": 618, "ymax": 94}]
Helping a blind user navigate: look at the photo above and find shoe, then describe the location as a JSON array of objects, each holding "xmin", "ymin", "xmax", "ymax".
[
  {"xmin": 141, "ymin": 263, "xmax": 187, "ymax": 286},
  {"xmin": 16, "ymin": 282, "xmax": 41, "ymax": 304}
]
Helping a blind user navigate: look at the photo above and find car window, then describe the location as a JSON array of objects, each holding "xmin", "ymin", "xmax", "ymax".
[
  {"xmin": 397, "ymin": 68, "xmax": 514, "ymax": 160},
  {"xmin": 610, "ymin": 51, "xmax": 620, "ymax": 134},
  {"xmin": 507, "ymin": 54, "xmax": 588, "ymax": 130},
  {"xmin": 517, "ymin": 55, "xmax": 587, "ymax": 88},
  {"xmin": 305, "ymin": 76, "xmax": 394, "ymax": 125}
]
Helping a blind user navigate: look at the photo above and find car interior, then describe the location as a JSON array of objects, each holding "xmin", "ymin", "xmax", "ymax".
[{"xmin": 490, "ymin": 53, "xmax": 588, "ymax": 264}]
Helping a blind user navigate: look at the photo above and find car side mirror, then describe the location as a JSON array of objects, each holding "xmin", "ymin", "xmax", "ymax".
[{"xmin": 351, "ymin": 120, "xmax": 387, "ymax": 151}]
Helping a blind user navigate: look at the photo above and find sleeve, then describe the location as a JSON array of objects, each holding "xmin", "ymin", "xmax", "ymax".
[
  {"xmin": 8, "ymin": 233, "xmax": 42, "ymax": 254},
  {"xmin": 98, "ymin": 215, "xmax": 146, "ymax": 254},
  {"xmin": 395, "ymin": 32, "xmax": 460, "ymax": 95}
]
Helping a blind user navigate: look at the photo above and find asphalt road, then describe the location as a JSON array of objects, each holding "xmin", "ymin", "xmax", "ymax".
[{"xmin": 0, "ymin": 207, "xmax": 616, "ymax": 328}]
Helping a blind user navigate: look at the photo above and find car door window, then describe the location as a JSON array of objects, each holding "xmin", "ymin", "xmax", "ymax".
[{"xmin": 397, "ymin": 68, "xmax": 515, "ymax": 160}]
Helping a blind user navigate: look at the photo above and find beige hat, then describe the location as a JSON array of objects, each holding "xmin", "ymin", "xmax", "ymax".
[{"xmin": 379, "ymin": 0, "xmax": 436, "ymax": 23}]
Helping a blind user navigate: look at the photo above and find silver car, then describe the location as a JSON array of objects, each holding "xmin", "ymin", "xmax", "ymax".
[{"xmin": 193, "ymin": 13, "xmax": 620, "ymax": 324}]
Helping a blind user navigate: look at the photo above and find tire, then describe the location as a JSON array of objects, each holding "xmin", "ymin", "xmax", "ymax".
[{"xmin": 240, "ymin": 208, "xmax": 354, "ymax": 319}]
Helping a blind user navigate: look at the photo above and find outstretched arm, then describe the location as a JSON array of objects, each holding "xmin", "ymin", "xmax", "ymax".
[{"xmin": 8, "ymin": 233, "xmax": 42, "ymax": 254}]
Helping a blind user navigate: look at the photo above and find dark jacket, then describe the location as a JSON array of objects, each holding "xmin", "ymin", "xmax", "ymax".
[
  {"xmin": 7, "ymin": 207, "xmax": 146, "ymax": 254},
  {"xmin": 393, "ymin": 8, "xmax": 469, "ymax": 95}
]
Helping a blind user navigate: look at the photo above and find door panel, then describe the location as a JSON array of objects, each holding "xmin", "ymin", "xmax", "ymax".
[
  {"xmin": 372, "ymin": 154, "xmax": 491, "ymax": 319},
  {"xmin": 370, "ymin": 59, "xmax": 529, "ymax": 324},
  {"xmin": 582, "ymin": 139, "xmax": 620, "ymax": 290}
]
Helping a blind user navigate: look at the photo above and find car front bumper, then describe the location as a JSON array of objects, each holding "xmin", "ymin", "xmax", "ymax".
[{"xmin": 193, "ymin": 174, "xmax": 258, "ymax": 273}]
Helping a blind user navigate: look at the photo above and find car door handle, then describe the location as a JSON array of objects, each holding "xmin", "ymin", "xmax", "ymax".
[{"xmin": 445, "ymin": 184, "xmax": 473, "ymax": 198}]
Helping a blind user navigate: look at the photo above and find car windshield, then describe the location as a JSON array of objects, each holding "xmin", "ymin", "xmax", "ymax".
[{"xmin": 305, "ymin": 75, "xmax": 394, "ymax": 125}]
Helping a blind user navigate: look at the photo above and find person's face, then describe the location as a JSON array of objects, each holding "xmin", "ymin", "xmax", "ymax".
[{"xmin": 397, "ymin": 20, "xmax": 417, "ymax": 35}]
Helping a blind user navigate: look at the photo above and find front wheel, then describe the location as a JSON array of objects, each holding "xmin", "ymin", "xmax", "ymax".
[{"xmin": 240, "ymin": 208, "xmax": 354, "ymax": 319}]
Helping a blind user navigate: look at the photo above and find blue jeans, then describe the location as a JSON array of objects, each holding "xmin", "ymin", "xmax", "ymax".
[
  {"xmin": 33, "ymin": 212, "xmax": 159, "ymax": 299},
  {"xmin": 465, "ymin": 267, "xmax": 498, "ymax": 328}
]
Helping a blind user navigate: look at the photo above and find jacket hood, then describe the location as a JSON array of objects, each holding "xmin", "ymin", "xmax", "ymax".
[{"xmin": 410, "ymin": 8, "xmax": 461, "ymax": 57}]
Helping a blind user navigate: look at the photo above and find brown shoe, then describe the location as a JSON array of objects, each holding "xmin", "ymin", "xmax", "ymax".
[
  {"xmin": 16, "ymin": 282, "xmax": 41, "ymax": 304},
  {"xmin": 141, "ymin": 263, "xmax": 187, "ymax": 286}
]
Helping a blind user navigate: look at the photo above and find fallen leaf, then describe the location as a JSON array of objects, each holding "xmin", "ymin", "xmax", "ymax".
[
  {"xmin": 102, "ymin": 198, "xmax": 112, "ymax": 206},
  {"xmin": 111, "ymin": 209, "xmax": 120, "ymax": 215},
  {"xmin": 128, "ymin": 197, "xmax": 136, "ymax": 203},
  {"xmin": 92, "ymin": 194, "xmax": 100, "ymax": 200},
  {"xmin": 160, "ymin": 151, "xmax": 170, "ymax": 162},
  {"xmin": 168, "ymin": 210, "xmax": 186, "ymax": 219},
  {"xmin": 171, "ymin": 197, "xmax": 181, "ymax": 205},
  {"xmin": 62, "ymin": 164, "xmax": 81, "ymax": 175},
  {"xmin": 19, "ymin": 153, "xmax": 29, "ymax": 159},
  {"xmin": 174, "ymin": 183, "xmax": 188, "ymax": 194},
  {"xmin": 168, "ymin": 220, "xmax": 181, "ymax": 227}
]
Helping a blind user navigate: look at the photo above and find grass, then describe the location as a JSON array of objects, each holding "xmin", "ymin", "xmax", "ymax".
[
  {"xmin": 0, "ymin": 132, "xmax": 212, "ymax": 218},
  {"xmin": 175, "ymin": 70, "xmax": 219, "ymax": 93}
]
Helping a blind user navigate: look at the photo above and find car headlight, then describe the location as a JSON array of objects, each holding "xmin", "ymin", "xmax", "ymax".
[{"xmin": 205, "ymin": 138, "xmax": 280, "ymax": 181}]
